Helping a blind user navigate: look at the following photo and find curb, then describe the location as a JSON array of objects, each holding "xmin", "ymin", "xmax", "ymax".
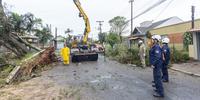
[{"xmin": 170, "ymin": 67, "xmax": 200, "ymax": 77}]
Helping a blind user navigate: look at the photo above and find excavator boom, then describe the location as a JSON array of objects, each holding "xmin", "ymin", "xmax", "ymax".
[
  {"xmin": 71, "ymin": 0, "xmax": 98, "ymax": 63},
  {"xmin": 73, "ymin": 0, "xmax": 90, "ymax": 44}
]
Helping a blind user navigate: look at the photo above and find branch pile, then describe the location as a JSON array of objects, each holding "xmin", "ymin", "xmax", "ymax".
[
  {"xmin": 7, "ymin": 47, "xmax": 57, "ymax": 83},
  {"xmin": 20, "ymin": 47, "xmax": 57, "ymax": 76}
]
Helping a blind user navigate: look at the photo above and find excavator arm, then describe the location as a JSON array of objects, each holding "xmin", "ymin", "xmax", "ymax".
[
  {"xmin": 73, "ymin": 0, "xmax": 91, "ymax": 44},
  {"xmin": 71, "ymin": 0, "xmax": 98, "ymax": 63}
]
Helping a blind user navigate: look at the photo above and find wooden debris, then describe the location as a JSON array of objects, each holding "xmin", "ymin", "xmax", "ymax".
[{"xmin": 6, "ymin": 47, "xmax": 57, "ymax": 83}]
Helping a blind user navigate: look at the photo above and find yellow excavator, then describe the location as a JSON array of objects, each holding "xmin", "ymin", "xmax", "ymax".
[{"xmin": 71, "ymin": 0, "xmax": 98, "ymax": 62}]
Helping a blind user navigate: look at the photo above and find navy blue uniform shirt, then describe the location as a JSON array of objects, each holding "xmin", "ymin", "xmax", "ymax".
[{"xmin": 149, "ymin": 44, "xmax": 163, "ymax": 66}]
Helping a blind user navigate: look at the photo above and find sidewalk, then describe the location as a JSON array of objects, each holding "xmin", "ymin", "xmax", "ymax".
[{"xmin": 171, "ymin": 61, "xmax": 200, "ymax": 77}]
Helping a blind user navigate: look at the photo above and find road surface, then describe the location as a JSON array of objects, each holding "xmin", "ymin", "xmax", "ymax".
[{"xmin": 0, "ymin": 56, "xmax": 200, "ymax": 100}]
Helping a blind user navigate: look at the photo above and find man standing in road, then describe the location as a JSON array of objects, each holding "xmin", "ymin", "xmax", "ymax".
[
  {"xmin": 138, "ymin": 40, "xmax": 146, "ymax": 68},
  {"xmin": 161, "ymin": 37, "xmax": 170, "ymax": 82},
  {"xmin": 149, "ymin": 35, "xmax": 164, "ymax": 97},
  {"xmin": 60, "ymin": 44, "xmax": 70, "ymax": 65}
]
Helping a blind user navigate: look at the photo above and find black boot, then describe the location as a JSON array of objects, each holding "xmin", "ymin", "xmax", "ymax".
[{"xmin": 153, "ymin": 91, "xmax": 164, "ymax": 97}]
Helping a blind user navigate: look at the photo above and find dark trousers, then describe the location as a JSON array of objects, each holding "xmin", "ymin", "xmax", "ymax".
[
  {"xmin": 153, "ymin": 64, "xmax": 164, "ymax": 95},
  {"xmin": 162, "ymin": 63, "xmax": 169, "ymax": 81}
]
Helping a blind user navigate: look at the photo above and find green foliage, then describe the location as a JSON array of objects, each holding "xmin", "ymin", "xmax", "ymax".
[
  {"xmin": 183, "ymin": 32, "xmax": 193, "ymax": 51},
  {"xmin": 109, "ymin": 16, "xmax": 129, "ymax": 42},
  {"xmin": 0, "ymin": 57, "xmax": 6, "ymax": 64},
  {"xmin": 7, "ymin": 12, "xmax": 43, "ymax": 35},
  {"xmin": 98, "ymin": 32, "xmax": 106, "ymax": 44},
  {"xmin": 106, "ymin": 44, "xmax": 143, "ymax": 66},
  {"xmin": 105, "ymin": 43, "xmax": 190, "ymax": 67},
  {"xmin": 171, "ymin": 47, "xmax": 190, "ymax": 63},
  {"xmin": 105, "ymin": 33, "xmax": 120, "ymax": 48},
  {"xmin": 0, "ymin": 65, "xmax": 14, "ymax": 87},
  {"xmin": 0, "ymin": 65, "xmax": 13, "ymax": 78},
  {"xmin": 0, "ymin": 79, "xmax": 6, "ymax": 88},
  {"xmin": 22, "ymin": 13, "xmax": 42, "ymax": 33},
  {"xmin": 35, "ymin": 27, "xmax": 53, "ymax": 45},
  {"xmin": 8, "ymin": 12, "xmax": 24, "ymax": 34}
]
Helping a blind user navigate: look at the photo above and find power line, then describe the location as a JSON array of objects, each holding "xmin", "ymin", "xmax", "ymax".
[
  {"xmin": 133, "ymin": 0, "xmax": 167, "ymax": 20},
  {"xmin": 123, "ymin": 0, "xmax": 168, "ymax": 26},
  {"xmin": 153, "ymin": 0, "xmax": 175, "ymax": 21},
  {"xmin": 134, "ymin": 0, "xmax": 154, "ymax": 14}
]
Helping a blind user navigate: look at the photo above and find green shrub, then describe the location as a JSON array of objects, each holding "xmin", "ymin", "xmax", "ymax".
[
  {"xmin": 106, "ymin": 43, "xmax": 190, "ymax": 66},
  {"xmin": 0, "ymin": 57, "xmax": 6, "ymax": 64},
  {"xmin": 105, "ymin": 44, "xmax": 150, "ymax": 67},
  {"xmin": 0, "ymin": 65, "xmax": 14, "ymax": 79},
  {"xmin": 181, "ymin": 52, "xmax": 190, "ymax": 62},
  {"xmin": 0, "ymin": 79, "xmax": 6, "ymax": 87},
  {"xmin": 171, "ymin": 47, "xmax": 190, "ymax": 63}
]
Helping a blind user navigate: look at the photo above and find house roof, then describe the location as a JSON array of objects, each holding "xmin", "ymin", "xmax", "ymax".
[{"xmin": 132, "ymin": 16, "xmax": 183, "ymax": 36}]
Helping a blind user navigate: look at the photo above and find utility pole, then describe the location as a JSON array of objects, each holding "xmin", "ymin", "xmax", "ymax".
[
  {"xmin": 191, "ymin": 6, "xmax": 195, "ymax": 29},
  {"xmin": 129, "ymin": 0, "xmax": 134, "ymax": 34},
  {"xmin": 96, "ymin": 21, "xmax": 104, "ymax": 34},
  {"xmin": 54, "ymin": 27, "xmax": 57, "ymax": 50},
  {"xmin": 96, "ymin": 20, "xmax": 105, "ymax": 62}
]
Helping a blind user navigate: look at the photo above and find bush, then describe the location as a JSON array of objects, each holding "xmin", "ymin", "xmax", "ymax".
[
  {"xmin": 105, "ymin": 44, "xmax": 143, "ymax": 66},
  {"xmin": 106, "ymin": 43, "xmax": 191, "ymax": 67},
  {"xmin": 171, "ymin": 47, "xmax": 190, "ymax": 63}
]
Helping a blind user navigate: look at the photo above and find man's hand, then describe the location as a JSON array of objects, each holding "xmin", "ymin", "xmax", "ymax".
[{"xmin": 151, "ymin": 65, "xmax": 155, "ymax": 68}]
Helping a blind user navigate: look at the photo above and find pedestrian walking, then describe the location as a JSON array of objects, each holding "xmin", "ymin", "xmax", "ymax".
[
  {"xmin": 149, "ymin": 35, "xmax": 164, "ymax": 97},
  {"xmin": 60, "ymin": 44, "xmax": 70, "ymax": 65},
  {"xmin": 138, "ymin": 40, "xmax": 146, "ymax": 68},
  {"xmin": 161, "ymin": 37, "xmax": 170, "ymax": 82}
]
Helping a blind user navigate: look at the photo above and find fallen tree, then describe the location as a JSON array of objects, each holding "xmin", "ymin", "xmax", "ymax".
[
  {"xmin": 0, "ymin": 0, "xmax": 40, "ymax": 57},
  {"xmin": 6, "ymin": 47, "xmax": 57, "ymax": 83}
]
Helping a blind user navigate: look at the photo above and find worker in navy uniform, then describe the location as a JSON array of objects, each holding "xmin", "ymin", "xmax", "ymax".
[
  {"xmin": 149, "ymin": 35, "xmax": 164, "ymax": 97},
  {"xmin": 161, "ymin": 37, "xmax": 170, "ymax": 82}
]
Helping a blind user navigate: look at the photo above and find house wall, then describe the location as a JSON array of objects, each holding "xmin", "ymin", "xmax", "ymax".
[
  {"xmin": 149, "ymin": 19, "xmax": 200, "ymax": 34},
  {"xmin": 149, "ymin": 19, "xmax": 200, "ymax": 50}
]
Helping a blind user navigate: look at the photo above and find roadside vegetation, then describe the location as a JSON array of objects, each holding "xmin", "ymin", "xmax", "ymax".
[
  {"xmin": 0, "ymin": 52, "xmax": 35, "ymax": 87},
  {"xmin": 0, "ymin": 2, "xmax": 56, "ymax": 87},
  {"xmin": 100, "ymin": 16, "xmax": 190, "ymax": 67}
]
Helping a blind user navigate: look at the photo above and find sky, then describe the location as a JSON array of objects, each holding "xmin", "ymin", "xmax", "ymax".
[{"xmin": 3, "ymin": 0, "xmax": 200, "ymax": 39}]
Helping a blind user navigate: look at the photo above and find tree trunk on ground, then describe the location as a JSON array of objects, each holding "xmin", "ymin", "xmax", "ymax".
[{"xmin": 0, "ymin": 0, "xmax": 40, "ymax": 57}]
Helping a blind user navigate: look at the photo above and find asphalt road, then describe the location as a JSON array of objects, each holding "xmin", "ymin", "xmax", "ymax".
[{"xmin": 0, "ymin": 56, "xmax": 200, "ymax": 100}]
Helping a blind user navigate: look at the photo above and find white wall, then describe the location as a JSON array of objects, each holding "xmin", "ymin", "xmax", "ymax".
[{"xmin": 193, "ymin": 33, "xmax": 198, "ymax": 60}]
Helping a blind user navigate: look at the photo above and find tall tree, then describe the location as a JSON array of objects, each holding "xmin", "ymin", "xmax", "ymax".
[
  {"xmin": 109, "ymin": 16, "xmax": 129, "ymax": 42},
  {"xmin": 22, "ymin": 13, "xmax": 42, "ymax": 33},
  {"xmin": 0, "ymin": 0, "xmax": 40, "ymax": 57}
]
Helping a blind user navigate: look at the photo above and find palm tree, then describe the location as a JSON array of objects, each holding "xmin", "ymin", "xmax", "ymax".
[{"xmin": 35, "ymin": 27, "xmax": 53, "ymax": 48}]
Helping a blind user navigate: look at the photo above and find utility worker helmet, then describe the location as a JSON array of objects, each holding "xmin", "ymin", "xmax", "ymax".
[
  {"xmin": 152, "ymin": 35, "xmax": 161, "ymax": 41},
  {"xmin": 162, "ymin": 37, "xmax": 170, "ymax": 44},
  {"xmin": 138, "ymin": 40, "xmax": 143, "ymax": 44}
]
